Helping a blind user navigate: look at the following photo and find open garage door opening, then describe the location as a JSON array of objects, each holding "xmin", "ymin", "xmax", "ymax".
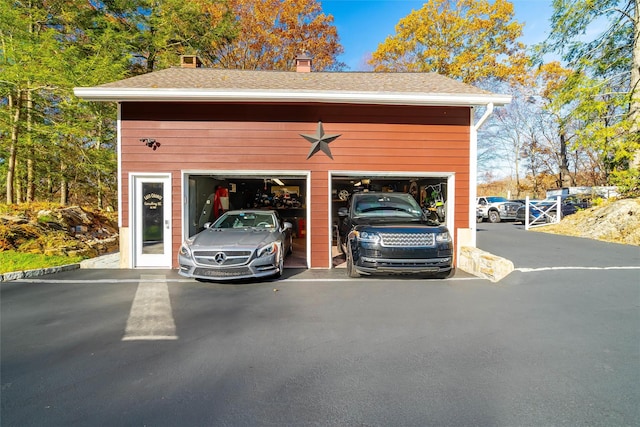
[
  {"xmin": 330, "ymin": 173, "xmax": 452, "ymax": 269},
  {"xmin": 183, "ymin": 172, "xmax": 309, "ymax": 269}
]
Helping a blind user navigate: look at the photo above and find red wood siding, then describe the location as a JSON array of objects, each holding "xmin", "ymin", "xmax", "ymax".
[{"xmin": 120, "ymin": 102, "xmax": 471, "ymax": 268}]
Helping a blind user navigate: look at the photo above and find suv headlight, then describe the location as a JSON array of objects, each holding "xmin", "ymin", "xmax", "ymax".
[
  {"xmin": 435, "ymin": 232, "xmax": 451, "ymax": 243},
  {"xmin": 355, "ymin": 230, "xmax": 381, "ymax": 244},
  {"xmin": 257, "ymin": 242, "xmax": 279, "ymax": 258}
]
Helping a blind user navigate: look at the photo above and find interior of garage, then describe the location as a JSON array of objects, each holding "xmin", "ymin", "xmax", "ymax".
[
  {"xmin": 184, "ymin": 173, "xmax": 449, "ymax": 270},
  {"xmin": 185, "ymin": 174, "xmax": 308, "ymax": 268},
  {"xmin": 331, "ymin": 175, "xmax": 449, "ymax": 268}
]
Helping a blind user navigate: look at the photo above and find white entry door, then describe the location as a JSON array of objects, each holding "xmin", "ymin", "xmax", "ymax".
[{"xmin": 132, "ymin": 174, "xmax": 172, "ymax": 268}]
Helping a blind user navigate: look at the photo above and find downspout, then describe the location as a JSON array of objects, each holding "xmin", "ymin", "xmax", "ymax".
[
  {"xmin": 468, "ymin": 102, "xmax": 494, "ymax": 247},
  {"xmin": 474, "ymin": 102, "xmax": 494, "ymax": 132}
]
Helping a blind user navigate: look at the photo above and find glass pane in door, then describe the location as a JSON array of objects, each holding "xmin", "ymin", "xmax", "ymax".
[{"xmin": 142, "ymin": 182, "xmax": 165, "ymax": 254}]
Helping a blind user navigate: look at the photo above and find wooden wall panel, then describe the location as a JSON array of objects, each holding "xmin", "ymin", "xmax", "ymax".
[{"xmin": 120, "ymin": 102, "xmax": 471, "ymax": 269}]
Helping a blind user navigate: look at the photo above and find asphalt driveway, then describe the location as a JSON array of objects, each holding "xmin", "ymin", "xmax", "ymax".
[
  {"xmin": 477, "ymin": 222, "xmax": 640, "ymax": 269},
  {"xmin": 1, "ymin": 224, "xmax": 639, "ymax": 426}
]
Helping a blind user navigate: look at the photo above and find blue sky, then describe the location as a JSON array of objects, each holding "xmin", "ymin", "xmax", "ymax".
[{"xmin": 321, "ymin": 0, "xmax": 554, "ymax": 70}]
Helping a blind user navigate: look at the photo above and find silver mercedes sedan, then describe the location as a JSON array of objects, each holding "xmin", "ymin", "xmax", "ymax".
[{"xmin": 178, "ymin": 210, "xmax": 293, "ymax": 281}]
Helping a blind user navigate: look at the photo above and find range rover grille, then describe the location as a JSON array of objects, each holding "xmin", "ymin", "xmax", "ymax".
[{"xmin": 379, "ymin": 232, "xmax": 435, "ymax": 247}]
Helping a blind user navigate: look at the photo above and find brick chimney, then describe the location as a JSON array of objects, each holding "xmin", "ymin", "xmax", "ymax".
[
  {"xmin": 181, "ymin": 55, "xmax": 202, "ymax": 68},
  {"xmin": 295, "ymin": 53, "xmax": 312, "ymax": 73}
]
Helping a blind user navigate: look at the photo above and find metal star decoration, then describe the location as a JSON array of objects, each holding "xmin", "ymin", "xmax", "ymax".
[{"xmin": 300, "ymin": 121, "xmax": 341, "ymax": 160}]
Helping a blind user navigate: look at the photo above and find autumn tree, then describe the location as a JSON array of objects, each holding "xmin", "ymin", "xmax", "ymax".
[
  {"xmin": 203, "ymin": 0, "xmax": 345, "ymax": 71},
  {"xmin": 478, "ymin": 83, "xmax": 535, "ymax": 195},
  {"xmin": 368, "ymin": 0, "xmax": 528, "ymax": 84},
  {"xmin": 478, "ymin": 69, "xmax": 608, "ymax": 194},
  {"xmin": 479, "ymin": 81, "xmax": 558, "ymax": 195},
  {"xmin": 534, "ymin": 62, "xmax": 576, "ymax": 188},
  {"xmin": 539, "ymin": 0, "xmax": 639, "ymax": 194}
]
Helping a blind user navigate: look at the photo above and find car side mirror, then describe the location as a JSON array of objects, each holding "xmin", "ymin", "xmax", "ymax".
[
  {"xmin": 283, "ymin": 222, "xmax": 293, "ymax": 230},
  {"xmin": 203, "ymin": 222, "xmax": 212, "ymax": 229},
  {"xmin": 338, "ymin": 207, "xmax": 348, "ymax": 217}
]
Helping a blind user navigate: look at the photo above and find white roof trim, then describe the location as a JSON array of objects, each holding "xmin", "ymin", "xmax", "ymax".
[{"xmin": 73, "ymin": 88, "xmax": 512, "ymax": 107}]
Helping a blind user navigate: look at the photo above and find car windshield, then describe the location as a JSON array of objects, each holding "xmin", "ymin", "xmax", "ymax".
[
  {"xmin": 486, "ymin": 196, "xmax": 508, "ymax": 203},
  {"xmin": 353, "ymin": 194, "xmax": 422, "ymax": 218},
  {"xmin": 213, "ymin": 212, "xmax": 275, "ymax": 229}
]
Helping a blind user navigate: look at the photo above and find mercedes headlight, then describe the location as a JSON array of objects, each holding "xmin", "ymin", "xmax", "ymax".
[
  {"xmin": 179, "ymin": 239, "xmax": 194, "ymax": 257},
  {"xmin": 257, "ymin": 242, "xmax": 279, "ymax": 258}
]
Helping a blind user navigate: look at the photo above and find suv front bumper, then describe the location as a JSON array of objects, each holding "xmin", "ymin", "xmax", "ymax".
[{"xmin": 355, "ymin": 256, "xmax": 452, "ymax": 274}]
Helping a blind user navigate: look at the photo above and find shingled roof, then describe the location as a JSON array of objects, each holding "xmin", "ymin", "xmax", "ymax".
[{"xmin": 75, "ymin": 67, "xmax": 511, "ymax": 107}]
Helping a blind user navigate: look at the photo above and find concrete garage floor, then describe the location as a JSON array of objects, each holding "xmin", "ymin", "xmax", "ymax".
[
  {"xmin": 332, "ymin": 245, "xmax": 347, "ymax": 268},
  {"xmin": 285, "ymin": 238, "xmax": 347, "ymax": 269},
  {"xmin": 284, "ymin": 237, "xmax": 308, "ymax": 268}
]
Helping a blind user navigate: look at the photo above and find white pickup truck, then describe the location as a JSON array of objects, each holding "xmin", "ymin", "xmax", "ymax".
[{"xmin": 476, "ymin": 196, "xmax": 523, "ymax": 223}]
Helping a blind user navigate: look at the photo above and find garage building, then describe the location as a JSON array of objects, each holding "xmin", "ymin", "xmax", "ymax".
[{"xmin": 74, "ymin": 55, "xmax": 510, "ymax": 271}]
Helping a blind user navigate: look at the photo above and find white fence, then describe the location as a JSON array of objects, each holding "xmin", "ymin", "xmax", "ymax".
[{"xmin": 524, "ymin": 196, "xmax": 562, "ymax": 230}]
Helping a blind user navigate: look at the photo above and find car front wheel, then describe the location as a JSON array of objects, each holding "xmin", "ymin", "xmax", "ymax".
[
  {"xmin": 274, "ymin": 253, "xmax": 284, "ymax": 279},
  {"xmin": 488, "ymin": 210, "xmax": 501, "ymax": 223},
  {"xmin": 346, "ymin": 243, "xmax": 360, "ymax": 278}
]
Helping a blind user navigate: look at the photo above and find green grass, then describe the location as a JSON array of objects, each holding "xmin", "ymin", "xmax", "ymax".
[{"xmin": 0, "ymin": 251, "xmax": 84, "ymax": 274}]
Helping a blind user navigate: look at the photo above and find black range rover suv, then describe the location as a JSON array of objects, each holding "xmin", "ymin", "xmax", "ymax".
[{"xmin": 337, "ymin": 192, "xmax": 453, "ymax": 278}]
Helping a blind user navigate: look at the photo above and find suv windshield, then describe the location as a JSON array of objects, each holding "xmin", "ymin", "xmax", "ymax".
[{"xmin": 352, "ymin": 194, "xmax": 423, "ymax": 218}]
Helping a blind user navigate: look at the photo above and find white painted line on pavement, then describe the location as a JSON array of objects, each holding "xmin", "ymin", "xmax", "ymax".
[
  {"xmin": 516, "ymin": 266, "xmax": 640, "ymax": 273},
  {"xmin": 122, "ymin": 274, "xmax": 178, "ymax": 341},
  {"xmin": 12, "ymin": 276, "xmax": 193, "ymax": 284},
  {"xmin": 11, "ymin": 276, "xmax": 482, "ymax": 283},
  {"xmin": 10, "ymin": 278, "xmax": 194, "ymax": 284},
  {"xmin": 286, "ymin": 277, "xmax": 483, "ymax": 282}
]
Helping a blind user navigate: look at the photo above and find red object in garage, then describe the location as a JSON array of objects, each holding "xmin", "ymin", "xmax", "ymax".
[{"xmin": 298, "ymin": 218, "xmax": 306, "ymax": 237}]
